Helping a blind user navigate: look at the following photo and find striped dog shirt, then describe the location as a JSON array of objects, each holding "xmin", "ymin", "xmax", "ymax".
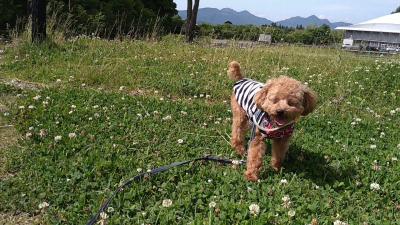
[{"xmin": 233, "ymin": 78, "xmax": 295, "ymax": 139}]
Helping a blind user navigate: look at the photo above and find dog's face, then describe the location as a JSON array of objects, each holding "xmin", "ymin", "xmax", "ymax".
[{"xmin": 254, "ymin": 76, "xmax": 317, "ymax": 125}]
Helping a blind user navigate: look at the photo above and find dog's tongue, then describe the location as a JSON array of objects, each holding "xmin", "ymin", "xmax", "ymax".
[{"xmin": 275, "ymin": 118, "xmax": 287, "ymax": 127}]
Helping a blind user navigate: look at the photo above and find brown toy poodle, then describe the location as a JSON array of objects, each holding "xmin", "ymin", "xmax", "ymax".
[{"xmin": 228, "ymin": 61, "xmax": 317, "ymax": 182}]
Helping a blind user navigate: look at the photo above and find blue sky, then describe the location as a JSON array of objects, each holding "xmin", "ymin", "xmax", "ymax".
[{"xmin": 173, "ymin": 0, "xmax": 399, "ymax": 23}]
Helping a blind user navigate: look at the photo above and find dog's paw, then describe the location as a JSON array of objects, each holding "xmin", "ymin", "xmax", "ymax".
[
  {"xmin": 245, "ymin": 171, "xmax": 259, "ymax": 182},
  {"xmin": 271, "ymin": 160, "xmax": 282, "ymax": 172}
]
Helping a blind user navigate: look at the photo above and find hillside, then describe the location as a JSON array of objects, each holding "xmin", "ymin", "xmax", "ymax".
[
  {"xmin": 178, "ymin": 7, "xmax": 273, "ymax": 25},
  {"xmin": 178, "ymin": 7, "xmax": 351, "ymax": 28}
]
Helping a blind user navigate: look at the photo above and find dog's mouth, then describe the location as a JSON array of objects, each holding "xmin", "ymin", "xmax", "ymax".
[{"xmin": 274, "ymin": 117, "xmax": 288, "ymax": 127}]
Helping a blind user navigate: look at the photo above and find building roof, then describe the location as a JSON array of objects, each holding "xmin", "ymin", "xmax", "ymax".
[{"xmin": 336, "ymin": 13, "xmax": 400, "ymax": 34}]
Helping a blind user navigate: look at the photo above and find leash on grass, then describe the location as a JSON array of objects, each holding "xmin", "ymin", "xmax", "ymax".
[{"xmin": 86, "ymin": 155, "xmax": 246, "ymax": 225}]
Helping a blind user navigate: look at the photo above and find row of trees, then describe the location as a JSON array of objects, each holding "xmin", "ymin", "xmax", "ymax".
[
  {"xmin": 199, "ymin": 23, "xmax": 343, "ymax": 45},
  {"xmin": 0, "ymin": 0, "xmax": 187, "ymax": 41}
]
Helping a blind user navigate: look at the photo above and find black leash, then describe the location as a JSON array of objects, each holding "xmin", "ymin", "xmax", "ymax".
[{"xmin": 86, "ymin": 155, "xmax": 245, "ymax": 225}]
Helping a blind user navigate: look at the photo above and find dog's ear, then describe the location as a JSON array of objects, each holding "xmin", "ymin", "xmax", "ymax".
[
  {"xmin": 302, "ymin": 86, "xmax": 317, "ymax": 116},
  {"xmin": 254, "ymin": 81, "xmax": 273, "ymax": 109}
]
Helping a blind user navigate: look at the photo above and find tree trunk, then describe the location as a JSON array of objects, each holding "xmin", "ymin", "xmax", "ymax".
[
  {"xmin": 186, "ymin": 0, "xmax": 192, "ymax": 34},
  {"xmin": 186, "ymin": 0, "xmax": 199, "ymax": 43},
  {"xmin": 32, "ymin": 0, "xmax": 47, "ymax": 43}
]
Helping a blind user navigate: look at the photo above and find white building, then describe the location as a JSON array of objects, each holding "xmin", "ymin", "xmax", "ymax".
[{"xmin": 336, "ymin": 13, "xmax": 400, "ymax": 51}]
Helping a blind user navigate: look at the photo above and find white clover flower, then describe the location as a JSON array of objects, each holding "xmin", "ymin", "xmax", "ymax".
[
  {"xmin": 19, "ymin": 106, "xmax": 25, "ymax": 109},
  {"xmin": 88, "ymin": 117, "xmax": 93, "ymax": 121},
  {"xmin": 282, "ymin": 195, "xmax": 292, "ymax": 208},
  {"xmin": 162, "ymin": 115, "xmax": 172, "ymax": 121},
  {"xmin": 81, "ymin": 83, "xmax": 86, "ymax": 87},
  {"xmin": 56, "ymin": 79, "xmax": 62, "ymax": 83},
  {"xmin": 206, "ymin": 94, "xmax": 211, "ymax": 99},
  {"xmin": 249, "ymin": 203, "xmax": 260, "ymax": 216},
  {"xmin": 177, "ymin": 139, "xmax": 184, "ymax": 144},
  {"xmin": 93, "ymin": 105, "xmax": 99, "ymax": 109},
  {"xmin": 159, "ymin": 97, "xmax": 164, "ymax": 101},
  {"xmin": 355, "ymin": 118, "xmax": 362, "ymax": 122},
  {"xmin": 280, "ymin": 179, "xmax": 288, "ymax": 185},
  {"xmin": 199, "ymin": 94, "xmax": 204, "ymax": 98},
  {"xmin": 25, "ymin": 132, "xmax": 33, "ymax": 138},
  {"xmin": 71, "ymin": 105, "xmax": 76, "ymax": 109},
  {"xmin": 282, "ymin": 195, "xmax": 291, "ymax": 202},
  {"xmin": 39, "ymin": 129, "xmax": 47, "ymax": 138},
  {"xmin": 209, "ymin": 201, "xmax": 216, "ymax": 208},
  {"xmin": 162, "ymin": 199, "xmax": 173, "ymax": 207},
  {"xmin": 136, "ymin": 168, "xmax": 142, "ymax": 172},
  {"xmin": 100, "ymin": 212, "xmax": 108, "ymax": 219},
  {"xmin": 54, "ymin": 135, "xmax": 62, "ymax": 142},
  {"xmin": 3, "ymin": 112, "xmax": 9, "ymax": 116},
  {"xmin": 180, "ymin": 111, "xmax": 187, "ymax": 115},
  {"xmin": 28, "ymin": 105, "xmax": 35, "ymax": 109},
  {"xmin": 38, "ymin": 201, "xmax": 49, "ymax": 209},
  {"xmin": 119, "ymin": 86, "xmax": 125, "ymax": 91},
  {"xmin": 370, "ymin": 182, "xmax": 380, "ymax": 191},
  {"xmin": 42, "ymin": 101, "xmax": 49, "ymax": 105},
  {"xmin": 68, "ymin": 133, "xmax": 76, "ymax": 139},
  {"xmin": 390, "ymin": 110, "xmax": 396, "ymax": 115},
  {"xmin": 288, "ymin": 210, "xmax": 296, "ymax": 217},
  {"xmin": 333, "ymin": 220, "xmax": 348, "ymax": 225},
  {"xmin": 29, "ymin": 126, "xmax": 34, "ymax": 131},
  {"xmin": 370, "ymin": 145, "xmax": 377, "ymax": 149},
  {"xmin": 194, "ymin": 95, "xmax": 198, "ymax": 98},
  {"xmin": 232, "ymin": 160, "xmax": 240, "ymax": 165},
  {"xmin": 33, "ymin": 95, "xmax": 41, "ymax": 100},
  {"xmin": 380, "ymin": 132, "xmax": 385, "ymax": 138},
  {"xmin": 391, "ymin": 157, "xmax": 398, "ymax": 161}
]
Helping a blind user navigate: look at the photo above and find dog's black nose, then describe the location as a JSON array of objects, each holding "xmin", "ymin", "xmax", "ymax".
[{"xmin": 277, "ymin": 110, "xmax": 285, "ymax": 117}]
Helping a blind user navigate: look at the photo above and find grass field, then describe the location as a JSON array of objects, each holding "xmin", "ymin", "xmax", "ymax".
[{"xmin": 0, "ymin": 36, "xmax": 399, "ymax": 224}]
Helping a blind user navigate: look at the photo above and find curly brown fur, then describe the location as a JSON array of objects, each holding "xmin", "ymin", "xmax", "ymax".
[
  {"xmin": 230, "ymin": 95, "xmax": 249, "ymax": 156},
  {"xmin": 228, "ymin": 61, "xmax": 317, "ymax": 181}
]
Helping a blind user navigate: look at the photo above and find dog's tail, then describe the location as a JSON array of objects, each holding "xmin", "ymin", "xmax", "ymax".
[{"xmin": 227, "ymin": 61, "xmax": 243, "ymax": 81}]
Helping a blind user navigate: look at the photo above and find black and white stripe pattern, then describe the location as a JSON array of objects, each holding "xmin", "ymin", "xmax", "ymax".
[{"xmin": 233, "ymin": 78, "xmax": 266, "ymax": 121}]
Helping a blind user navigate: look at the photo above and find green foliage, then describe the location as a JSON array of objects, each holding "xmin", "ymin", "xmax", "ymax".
[
  {"xmin": 199, "ymin": 23, "xmax": 343, "ymax": 45},
  {"xmin": 1, "ymin": 0, "xmax": 183, "ymax": 38},
  {"xmin": 1, "ymin": 38, "xmax": 400, "ymax": 224},
  {"xmin": 0, "ymin": 0, "xmax": 28, "ymax": 35}
]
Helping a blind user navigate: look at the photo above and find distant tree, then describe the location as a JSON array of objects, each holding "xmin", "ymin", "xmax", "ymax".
[
  {"xmin": 31, "ymin": 0, "xmax": 47, "ymax": 42},
  {"xmin": 0, "ymin": 0, "xmax": 28, "ymax": 35},
  {"xmin": 392, "ymin": 6, "xmax": 400, "ymax": 14},
  {"xmin": 185, "ymin": 0, "xmax": 200, "ymax": 42},
  {"xmin": 224, "ymin": 21, "xmax": 232, "ymax": 25}
]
